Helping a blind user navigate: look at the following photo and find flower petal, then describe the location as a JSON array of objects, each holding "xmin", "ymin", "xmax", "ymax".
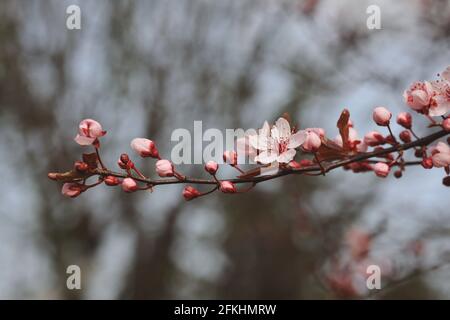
[
  {"xmin": 254, "ymin": 151, "xmax": 278, "ymax": 164},
  {"xmin": 287, "ymin": 131, "xmax": 306, "ymax": 149},
  {"xmin": 273, "ymin": 117, "xmax": 291, "ymax": 140},
  {"xmin": 277, "ymin": 149, "xmax": 296, "ymax": 163},
  {"xmin": 429, "ymin": 98, "xmax": 450, "ymax": 117},
  {"xmin": 74, "ymin": 134, "xmax": 96, "ymax": 146}
]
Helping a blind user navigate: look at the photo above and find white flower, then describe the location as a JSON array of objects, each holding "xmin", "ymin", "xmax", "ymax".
[{"xmin": 249, "ymin": 118, "xmax": 306, "ymax": 164}]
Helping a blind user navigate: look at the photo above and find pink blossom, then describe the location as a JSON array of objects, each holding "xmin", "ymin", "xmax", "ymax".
[
  {"xmin": 155, "ymin": 159, "xmax": 174, "ymax": 177},
  {"xmin": 223, "ymin": 150, "xmax": 238, "ymax": 166},
  {"xmin": 183, "ymin": 186, "xmax": 201, "ymax": 201},
  {"xmin": 219, "ymin": 181, "xmax": 237, "ymax": 193},
  {"xmin": 372, "ymin": 107, "xmax": 392, "ymax": 126},
  {"xmin": 61, "ymin": 183, "xmax": 84, "ymax": 198},
  {"xmin": 363, "ymin": 131, "xmax": 384, "ymax": 147},
  {"xmin": 397, "ymin": 112, "xmax": 412, "ymax": 129},
  {"xmin": 430, "ymin": 142, "xmax": 450, "ymax": 168},
  {"xmin": 237, "ymin": 125, "xmax": 268, "ymax": 159},
  {"xmin": 130, "ymin": 138, "xmax": 159, "ymax": 158},
  {"xmin": 74, "ymin": 119, "xmax": 106, "ymax": 146},
  {"xmin": 122, "ymin": 178, "xmax": 138, "ymax": 192},
  {"xmin": 205, "ymin": 161, "xmax": 218, "ymax": 175},
  {"xmin": 403, "ymin": 81, "xmax": 434, "ymax": 112},
  {"xmin": 301, "ymin": 130, "xmax": 321, "ymax": 152},
  {"xmin": 373, "ymin": 162, "xmax": 390, "ymax": 178},
  {"xmin": 250, "ymin": 118, "xmax": 306, "ymax": 164},
  {"xmin": 429, "ymin": 67, "xmax": 450, "ymax": 116}
]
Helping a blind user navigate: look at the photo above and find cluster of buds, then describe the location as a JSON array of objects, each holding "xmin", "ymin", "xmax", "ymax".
[{"xmin": 48, "ymin": 66, "xmax": 450, "ymax": 200}]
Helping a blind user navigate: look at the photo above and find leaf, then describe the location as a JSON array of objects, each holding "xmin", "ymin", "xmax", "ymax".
[
  {"xmin": 337, "ymin": 109, "xmax": 351, "ymax": 151},
  {"xmin": 47, "ymin": 170, "xmax": 91, "ymax": 183},
  {"xmin": 314, "ymin": 137, "xmax": 350, "ymax": 162}
]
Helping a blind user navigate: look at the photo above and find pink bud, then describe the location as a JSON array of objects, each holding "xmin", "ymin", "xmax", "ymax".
[
  {"xmin": 299, "ymin": 159, "xmax": 314, "ymax": 167},
  {"xmin": 122, "ymin": 178, "xmax": 138, "ymax": 192},
  {"xmin": 130, "ymin": 138, "xmax": 159, "ymax": 158},
  {"xmin": 219, "ymin": 181, "xmax": 237, "ymax": 193},
  {"xmin": 74, "ymin": 119, "xmax": 106, "ymax": 146},
  {"xmin": 372, "ymin": 107, "xmax": 392, "ymax": 126},
  {"xmin": 373, "ymin": 162, "xmax": 390, "ymax": 178},
  {"xmin": 155, "ymin": 159, "xmax": 174, "ymax": 177},
  {"xmin": 363, "ymin": 131, "xmax": 384, "ymax": 147},
  {"xmin": 104, "ymin": 175, "xmax": 120, "ymax": 186},
  {"xmin": 288, "ymin": 160, "xmax": 301, "ymax": 169},
  {"xmin": 399, "ymin": 130, "xmax": 412, "ymax": 143},
  {"xmin": 118, "ymin": 153, "xmax": 133, "ymax": 170},
  {"xmin": 74, "ymin": 161, "xmax": 89, "ymax": 172},
  {"xmin": 205, "ymin": 161, "xmax": 219, "ymax": 175},
  {"xmin": 183, "ymin": 186, "xmax": 201, "ymax": 201},
  {"xmin": 396, "ymin": 112, "xmax": 412, "ymax": 129},
  {"xmin": 301, "ymin": 130, "xmax": 321, "ymax": 152},
  {"xmin": 223, "ymin": 151, "xmax": 237, "ymax": 166},
  {"xmin": 421, "ymin": 157, "xmax": 433, "ymax": 169},
  {"xmin": 442, "ymin": 118, "xmax": 450, "ymax": 132},
  {"xmin": 61, "ymin": 183, "xmax": 84, "ymax": 198}
]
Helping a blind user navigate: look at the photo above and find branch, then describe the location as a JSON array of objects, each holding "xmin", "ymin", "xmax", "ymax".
[{"xmin": 86, "ymin": 129, "xmax": 448, "ymax": 187}]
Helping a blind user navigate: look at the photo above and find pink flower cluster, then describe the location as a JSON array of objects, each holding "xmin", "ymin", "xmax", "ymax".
[{"xmin": 403, "ymin": 66, "xmax": 450, "ymax": 116}]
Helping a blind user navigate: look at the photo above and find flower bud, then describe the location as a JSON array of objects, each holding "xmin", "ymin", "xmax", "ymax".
[
  {"xmin": 183, "ymin": 186, "xmax": 201, "ymax": 201},
  {"xmin": 384, "ymin": 135, "xmax": 395, "ymax": 145},
  {"xmin": 421, "ymin": 157, "xmax": 433, "ymax": 169},
  {"xmin": 118, "ymin": 153, "xmax": 133, "ymax": 170},
  {"xmin": 74, "ymin": 161, "xmax": 89, "ymax": 172},
  {"xmin": 443, "ymin": 176, "xmax": 450, "ymax": 187},
  {"xmin": 223, "ymin": 151, "xmax": 237, "ymax": 166},
  {"xmin": 396, "ymin": 112, "xmax": 412, "ymax": 129},
  {"xmin": 373, "ymin": 107, "xmax": 392, "ymax": 126},
  {"xmin": 104, "ymin": 175, "xmax": 120, "ymax": 186},
  {"xmin": 61, "ymin": 183, "xmax": 84, "ymax": 198},
  {"xmin": 394, "ymin": 170, "xmax": 402, "ymax": 179},
  {"xmin": 302, "ymin": 130, "xmax": 321, "ymax": 152},
  {"xmin": 373, "ymin": 162, "xmax": 390, "ymax": 178},
  {"xmin": 399, "ymin": 130, "xmax": 412, "ymax": 143},
  {"xmin": 442, "ymin": 118, "xmax": 450, "ymax": 132},
  {"xmin": 219, "ymin": 181, "xmax": 237, "ymax": 193},
  {"xmin": 130, "ymin": 138, "xmax": 159, "ymax": 158},
  {"xmin": 205, "ymin": 161, "xmax": 219, "ymax": 175},
  {"xmin": 122, "ymin": 178, "xmax": 138, "ymax": 192},
  {"xmin": 414, "ymin": 149, "xmax": 423, "ymax": 158},
  {"xmin": 74, "ymin": 119, "xmax": 106, "ymax": 146},
  {"xmin": 363, "ymin": 131, "xmax": 384, "ymax": 147},
  {"xmin": 288, "ymin": 160, "xmax": 301, "ymax": 170},
  {"xmin": 155, "ymin": 159, "xmax": 174, "ymax": 177}
]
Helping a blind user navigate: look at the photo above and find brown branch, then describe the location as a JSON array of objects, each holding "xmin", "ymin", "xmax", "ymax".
[{"xmin": 85, "ymin": 129, "xmax": 448, "ymax": 187}]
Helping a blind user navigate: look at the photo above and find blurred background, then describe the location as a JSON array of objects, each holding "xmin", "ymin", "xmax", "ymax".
[{"xmin": 0, "ymin": 0, "xmax": 449, "ymax": 299}]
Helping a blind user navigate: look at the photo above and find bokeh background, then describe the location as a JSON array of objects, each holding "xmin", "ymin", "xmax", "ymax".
[{"xmin": 0, "ymin": 0, "xmax": 449, "ymax": 299}]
